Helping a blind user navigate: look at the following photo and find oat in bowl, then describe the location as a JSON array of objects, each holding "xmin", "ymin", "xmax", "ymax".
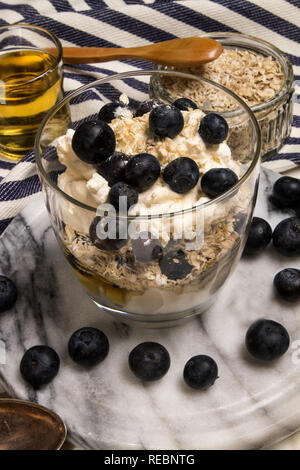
[
  {"xmin": 150, "ymin": 33, "xmax": 294, "ymax": 160},
  {"xmin": 35, "ymin": 70, "xmax": 260, "ymax": 326}
]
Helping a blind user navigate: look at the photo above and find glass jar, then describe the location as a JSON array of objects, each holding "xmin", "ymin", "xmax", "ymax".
[
  {"xmin": 150, "ymin": 32, "xmax": 294, "ymax": 161},
  {"xmin": 35, "ymin": 70, "xmax": 260, "ymax": 326},
  {"xmin": 0, "ymin": 23, "xmax": 69, "ymax": 161}
]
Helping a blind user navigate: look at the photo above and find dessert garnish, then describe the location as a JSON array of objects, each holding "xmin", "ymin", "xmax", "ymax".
[
  {"xmin": 124, "ymin": 152, "xmax": 161, "ymax": 192},
  {"xmin": 129, "ymin": 342, "xmax": 170, "ymax": 381},
  {"xmin": 89, "ymin": 216, "xmax": 128, "ymax": 251},
  {"xmin": 272, "ymin": 176, "xmax": 300, "ymax": 209},
  {"xmin": 0, "ymin": 275, "xmax": 17, "ymax": 313},
  {"xmin": 198, "ymin": 113, "xmax": 228, "ymax": 144},
  {"xmin": 201, "ymin": 168, "xmax": 238, "ymax": 199},
  {"xmin": 274, "ymin": 268, "xmax": 300, "ymax": 302},
  {"xmin": 243, "ymin": 217, "xmax": 272, "ymax": 255},
  {"xmin": 98, "ymin": 100, "xmax": 131, "ymax": 123},
  {"xmin": 272, "ymin": 217, "xmax": 300, "ymax": 257},
  {"xmin": 159, "ymin": 249, "xmax": 192, "ymax": 281},
  {"xmin": 68, "ymin": 327, "xmax": 109, "ymax": 367},
  {"xmin": 20, "ymin": 346, "xmax": 60, "ymax": 389},
  {"xmin": 134, "ymin": 99, "xmax": 161, "ymax": 117},
  {"xmin": 98, "ymin": 152, "xmax": 130, "ymax": 186},
  {"xmin": 173, "ymin": 97, "xmax": 198, "ymax": 111},
  {"xmin": 245, "ymin": 319, "xmax": 290, "ymax": 361},
  {"xmin": 183, "ymin": 355, "xmax": 218, "ymax": 390},
  {"xmin": 162, "ymin": 157, "xmax": 199, "ymax": 194},
  {"xmin": 108, "ymin": 181, "xmax": 138, "ymax": 211},
  {"xmin": 131, "ymin": 232, "xmax": 163, "ymax": 263},
  {"xmin": 149, "ymin": 104, "xmax": 184, "ymax": 138},
  {"xmin": 72, "ymin": 120, "xmax": 116, "ymax": 164}
]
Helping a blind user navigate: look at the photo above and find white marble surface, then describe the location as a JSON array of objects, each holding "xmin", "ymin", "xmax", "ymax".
[{"xmin": 0, "ymin": 167, "xmax": 300, "ymax": 450}]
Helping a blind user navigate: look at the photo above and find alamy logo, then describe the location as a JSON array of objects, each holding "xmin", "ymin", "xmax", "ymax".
[{"xmin": 0, "ymin": 340, "xmax": 6, "ymax": 365}]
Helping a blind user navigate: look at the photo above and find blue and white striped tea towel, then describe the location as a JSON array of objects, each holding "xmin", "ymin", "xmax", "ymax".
[{"xmin": 0, "ymin": 0, "xmax": 299, "ymax": 235}]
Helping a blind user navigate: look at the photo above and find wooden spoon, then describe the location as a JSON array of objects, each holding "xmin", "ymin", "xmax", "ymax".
[{"xmin": 60, "ymin": 37, "xmax": 223, "ymax": 66}]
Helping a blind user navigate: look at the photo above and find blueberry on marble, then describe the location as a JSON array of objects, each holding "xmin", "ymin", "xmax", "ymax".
[
  {"xmin": 108, "ymin": 182, "xmax": 138, "ymax": 212},
  {"xmin": 162, "ymin": 157, "xmax": 199, "ymax": 194},
  {"xmin": 129, "ymin": 342, "xmax": 170, "ymax": 381},
  {"xmin": 183, "ymin": 355, "xmax": 218, "ymax": 390},
  {"xmin": 199, "ymin": 113, "xmax": 228, "ymax": 144},
  {"xmin": 68, "ymin": 327, "xmax": 109, "ymax": 367},
  {"xmin": 98, "ymin": 152, "xmax": 130, "ymax": 186},
  {"xmin": 20, "ymin": 345, "xmax": 60, "ymax": 389},
  {"xmin": 272, "ymin": 176, "xmax": 300, "ymax": 209},
  {"xmin": 125, "ymin": 153, "xmax": 161, "ymax": 192},
  {"xmin": 134, "ymin": 99, "xmax": 162, "ymax": 117},
  {"xmin": 149, "ymin": 104, "xmax": 184, "ymax": 139},
  {"xmin": 243, "ymin": 217, "xmax": 272, "ymax": 255},
  {"xmin": 0, "ymin": 275, "xmax": 17, "ymax": 313},
  {"xmin": 274, "ymin": 268, "xmax": 300, "ymax": 301},
  {"xmin": 245, "ymin": 319, "xmax": 290, "ymax": 361},
  {"xmin": 89, "ymin": 216, "xmax": 128, "ymax": 251},
  {"xmin": 273, "ymin": 217, "xmax": 300, "ymax": 257},
  {"xmin": 98, "ymin": 101, "xmax": 128, "ymax": 123},
  {"xmin": 201, "ymin": 168, "xmax": 238, "ymax": 198},
  {"xmin": 159, "ymin": 249, "xmax": 192, "ymax": 280},
  {"xmin": 72, "ymin": 120, "xmax": 116, "ymax": 164},
  {"xmin": 172, "ymin": 97, "xmax": 198, "ymax": 111},
  {"xmin": 131, "ymin": 232, "xmax": 163, "ymax": 263}
]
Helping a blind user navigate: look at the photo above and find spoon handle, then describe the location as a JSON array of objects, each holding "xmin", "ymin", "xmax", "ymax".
[{"xmin": 61, "ymin": 46, "xmax": 152, "ymax": 64}]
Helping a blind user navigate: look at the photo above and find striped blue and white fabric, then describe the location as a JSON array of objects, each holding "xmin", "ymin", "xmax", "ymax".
[{"xmin": 0, "ymin": 0, "xmax": 299, "ymax": 235}]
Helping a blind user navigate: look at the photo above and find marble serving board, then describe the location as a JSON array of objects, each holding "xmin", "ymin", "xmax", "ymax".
[{"xmin": 0, "ymin": 168, "xmax": 300, "ymax": 450}]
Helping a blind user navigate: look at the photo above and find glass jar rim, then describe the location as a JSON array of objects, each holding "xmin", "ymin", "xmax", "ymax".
[
  {"xmin": 0, "ymin": 23, "xmax": 63, "ymax": 87},
  {"xmin": 35, "ymin": 69, "xmax": 261, "ymax": 220}
]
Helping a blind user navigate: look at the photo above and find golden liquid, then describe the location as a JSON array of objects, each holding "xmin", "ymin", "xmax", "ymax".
[
  {"xmin": 0, "ymin": 49, "xmax": 64, "ymax": 160},
  {"xmin": 61, "ymin": 242, "xmax": 128, "ymax": 308}
]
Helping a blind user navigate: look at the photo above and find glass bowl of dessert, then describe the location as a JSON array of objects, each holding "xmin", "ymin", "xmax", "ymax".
[
  {"xmin": 35, "ymin": 70, "xmax": 261, "ymax": 325},
  {"xmin": 150, "ymin": 32, "xmax": 294, "ymax": 160}
]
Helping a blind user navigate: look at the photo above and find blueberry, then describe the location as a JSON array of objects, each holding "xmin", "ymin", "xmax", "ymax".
[
  {"xmin": 125, "ymin": 153, "xmax": 160, "ymax": 192},
  {"xmin": 159, "ymin": 249, "xmax": 192, "ymax": 280},
  {"xmin": 162, "ymin": 157, "xmax": 199, "ymax": 194},
  {"xmin": 134, "ymin": 99, "xmax": 162, "ymax": 117},
  {"xmin": 68, "ymin": 327, "xmax": 109, "ymax": 367},
  {"xmin": 98, "ymin": 152, "xmax": 130, "ymax": 186},
  {"xmin": 199, "ymin": 113, "xmax": 228, "ymax": 144},
  {"xmin": 274, "ymin": 268, "xmax": 300, "ymax": 301},
  {"xmin": 89, "ymin": 216, "xmax": 128, "ymax": 251},
  {"xmin": 243, "ymin": 217, "xmax": 272, "ymax": 255},
  {"xmin": 201, "ymin": 168, "xmax": 238, "ymax": 198},
  {"xmin": 72, "ymin": 120, "xmax": 116, "ymax": 164},
  {"xmin": 183, "ymin": 355, "xmax": 218, "ymax": 390},
  {"xmin": 129, "ymin": 342, "xmax": 170, "ymax": 381},
  {"xmin": 149, "ymin": 104, "xmax": 184, "ymax": 139},
  {"xmin": 20, "ymin": 345, "xmax": 60, "ymax": 389},
  {"xmin": 173, "ymin": 97, "xmax": 198, "ymax": 111},
  {"xmin": 108, "ymin": 182, "xmax": 138, "ymax": 212},
  {"xmin": 131, "ymin": 232, "xmax": 163, "ymax": 263},
  {"xmin": 98, "ymin": 101, "xmax": 129, "ymax": 123},
  {"xmin": 0, "ymin": 275, "xmax": 17, "ymax": 313},
  {"xmin": 245, "ymin": 319, "xmax": 290, "ymax": 361},
  {"xmin": 272, "ymin": 176, "xmax": 300, "ymax": 209},
  {"xmin": 273, "ymin": 217, "xmax": 300, "ymax": 257}
]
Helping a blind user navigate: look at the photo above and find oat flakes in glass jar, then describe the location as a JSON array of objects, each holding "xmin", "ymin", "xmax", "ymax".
[{"xmin": 150, "ymin": 32, "xmax": 294, "ymax": 160}]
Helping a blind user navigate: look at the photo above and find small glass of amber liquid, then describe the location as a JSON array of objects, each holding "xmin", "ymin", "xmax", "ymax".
[{"xmin": 0, "ymin": 23, "xmax": 67, "ymax": 161}]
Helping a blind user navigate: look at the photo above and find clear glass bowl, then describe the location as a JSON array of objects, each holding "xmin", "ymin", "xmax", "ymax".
[
  {"xmin": 35, "ymin": 70, "xmax": 260, "ymax": 326},
  {"xmin": 150, "ymin": 32, "xmax": 294, "ymax": 161}
]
